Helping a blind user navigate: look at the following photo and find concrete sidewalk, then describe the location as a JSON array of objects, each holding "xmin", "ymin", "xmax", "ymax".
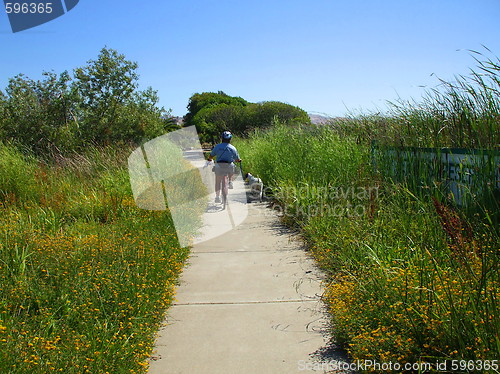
[{"xmin": 148, "ymin": 186, "xmax": 346, "ymax": 373}]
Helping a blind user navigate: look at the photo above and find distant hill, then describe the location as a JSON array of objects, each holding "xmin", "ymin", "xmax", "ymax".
[
  {"xmin": 172, "ymin": 116, "xmax": 184, "ymax": 126},
  {"xmin": 308, "ymin": 113, "xmax": 332, "ymax": 125}
]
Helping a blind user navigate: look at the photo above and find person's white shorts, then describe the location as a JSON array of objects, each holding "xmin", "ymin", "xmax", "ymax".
[{"xmin": 214, "ymin": 163, "xmax": 235, "ymax": 176}]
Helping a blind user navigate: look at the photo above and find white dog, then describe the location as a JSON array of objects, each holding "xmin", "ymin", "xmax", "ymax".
[{"xmin": 244, "ymin": 173, "xmax": 263, "ymax": 202}]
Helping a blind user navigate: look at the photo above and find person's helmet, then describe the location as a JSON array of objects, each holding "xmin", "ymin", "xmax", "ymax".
[{"xmin": 221, "ymin": 131, "xmax": 232, "ymax": 140}]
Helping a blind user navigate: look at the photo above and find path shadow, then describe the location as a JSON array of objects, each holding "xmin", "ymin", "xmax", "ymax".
[
  {"xmin": 309, "ymin": 340, "xmax": 355, "ymax": 373},
  {"xmin": 205, "ymin": 202, "xmax": 224, "ymax": 213},
  {"xmin": 306, "ymin": 312, "xmax": 355, "ymax": 374},
  {"xmin": 267, "ymin": 220, "xmax": 301, "ymax": 237}
]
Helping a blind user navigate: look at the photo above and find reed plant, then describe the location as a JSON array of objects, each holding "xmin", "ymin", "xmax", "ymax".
[
  {"xmin": 327, "ymin": 53, "xmax": 500, "ymax": 228},
  {"xmin": 326, "ymin": 51, "xmax": 499, "ymax": 150}
]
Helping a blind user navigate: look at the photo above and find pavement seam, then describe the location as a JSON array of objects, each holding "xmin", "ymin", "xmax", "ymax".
[
  {"xmin": 173, "ymin": 299, "xmax": 321, "ymax": 306},
  {"xmin": 189, "ymin": 250, "xmax": 295, "ymax": 254}
]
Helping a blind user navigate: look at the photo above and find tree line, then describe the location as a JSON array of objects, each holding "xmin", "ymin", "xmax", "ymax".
[
  {"xmin": 0, "ymin": 47, "xmax": 177, "ymax": 155},
  {"xmin": 184, "ymin": 91, "xmax": 310, "ymax": 144},
  {"xmin": 0, "ymin": 47, "xmax": 312, "ymax": 154}
]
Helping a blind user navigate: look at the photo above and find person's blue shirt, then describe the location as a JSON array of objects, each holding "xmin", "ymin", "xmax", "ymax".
[{"xmin": 210, "ymin": 143, "xmax": 240, "ymax": 163}]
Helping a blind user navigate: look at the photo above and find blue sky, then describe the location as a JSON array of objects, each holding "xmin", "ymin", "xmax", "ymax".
[{"xmin": 1, "ymin": 0, "xmax": 499, "ymax": 117}]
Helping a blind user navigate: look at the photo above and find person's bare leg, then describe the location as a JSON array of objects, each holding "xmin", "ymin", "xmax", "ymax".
[{"xmin": 215, "ymin": 175, "xmax": 222, "ymax": 198}]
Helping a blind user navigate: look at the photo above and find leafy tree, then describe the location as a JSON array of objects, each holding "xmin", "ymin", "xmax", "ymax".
[
  {"xmin": 1, "ymin": 47, "xmax": 175, "ymax": 153},
  {"xmin": 184, "ymin": 91, "xmax": 311, "ymax": 142},
  {"xmin": 3, "ymin": 74, "xmax": 40, "ymax": 148},
  {"xmin": 251, "ymin": 101, "xmax": 310, "ymax": 129},
  {"xmin": 0, "ymin": 90, "xmax": 6, "ymax": 138},
  {"xmin": 184, "ymin": 91, "xmax": 248, "ymax": 128},
  {"xmin": 69, "ymin": 47, "xmax": 174, "ymax": 145},
  {"xmin": 192, "ymin": 103, "xmax": 246, "ymax": 143},
  {"xmin": 73, "ymin": 47, "xmax": 140, "ymax": 143},
  {"xmin": 2, "ymin": 72, "xmax": 75, "ymax": 153},
  {"xmin": 113, "ymin": 87, "xmax": 177, "ymax": 141}
]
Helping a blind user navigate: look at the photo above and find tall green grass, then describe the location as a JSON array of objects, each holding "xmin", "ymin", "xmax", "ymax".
[
  {"xmin": 0, "ymin": 144, "xmax": 40, "ymax": 203},
  {"xmin": 328, "ymin": 52, "xmax": 500, "ymax": 149},
  {"xmin": 372, "ymin": 145, "xmax": 499, "ymax": 229},
  {"xmin": 386, "ymin": 52, "xmax": 500, "ymax": 149},
  {"xmin": 235, "ymin": 124, "xmax": 370, "ymax": 228},
  {"xmin": 329, "ymin": 53, "xmax": 499, "ymax": 228},
  {"xmin": 0, "ymin": 143, "xmax": 197, "ymax": 373},
  {"xmin": 237, "ymin": 121, "xmax": 499, "ymax": 370}
]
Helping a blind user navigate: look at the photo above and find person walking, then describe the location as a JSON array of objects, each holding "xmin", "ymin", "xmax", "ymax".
[{"xmin": 206, "ymin": 131, "xmax": 241, "ymax": 203}]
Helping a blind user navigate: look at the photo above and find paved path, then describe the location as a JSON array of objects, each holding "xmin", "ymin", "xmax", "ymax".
[{"xmin": 148, "ymin": 177, "xmax": 345, "ymax": 373}]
